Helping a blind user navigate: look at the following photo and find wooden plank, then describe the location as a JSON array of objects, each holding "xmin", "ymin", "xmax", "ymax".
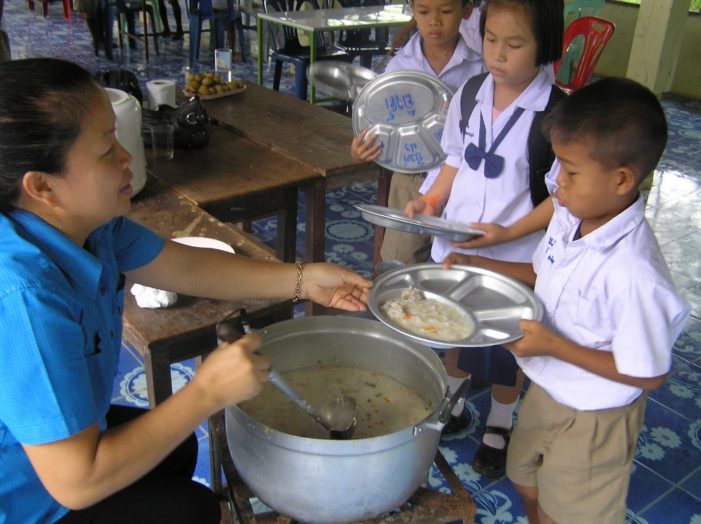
[
  {"xmin": 148, "ymin": 125, "xmax": 318, "ymax": 208},
  {"xmin": 202, "ymin": 81, "xmax": 380, "ymax": 181}
]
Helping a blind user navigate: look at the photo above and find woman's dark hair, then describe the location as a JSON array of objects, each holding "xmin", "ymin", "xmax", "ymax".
[
  {"xmin": 0, "ymin": 58, "xmax": 102, "ymax": 212},
  {"xmin": 479, "ymin": 0, "xmax": 564, "ymax": 67},
  {"xmin": 542, "ymin": 77, "xmax": 668, "ymax": 179}
]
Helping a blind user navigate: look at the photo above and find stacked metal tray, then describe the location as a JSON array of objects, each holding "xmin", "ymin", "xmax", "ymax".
[
  {"xmin": 355, "ymin": 204, "xmax": 484, "ymax": 242},
  {"xmin": 368, "ymin": 263, "xmax": 543, "ymax": 349},
  {"xmin": 352, "ymin": 71, "xmax": 452, "ymax": 173},
  {"xmin": 308, "ymin": 61, "xmax": 377, "ymax": 101}
]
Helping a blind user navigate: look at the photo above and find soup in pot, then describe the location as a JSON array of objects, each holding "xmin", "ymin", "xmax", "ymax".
[{"xmin": 238, "ymin": 365, "xmax": 435, "ymax": 439}]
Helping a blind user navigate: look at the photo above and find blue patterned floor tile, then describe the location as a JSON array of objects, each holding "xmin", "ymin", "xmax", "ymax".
[
  {"xmin": 651, "ymin": 357, "xmax": 701, "ymax": 422},
  {"xmin": 673, "ymin": 317, "xmax": 701, "ymax": 364},
  {"xmin": 193, "ymin": 434, "xmax": 214, "ymax": 489},
  {"xmin": 637, "ymin": 484, "xmax": 701, "ymax": 524},
  {"xmin": 679, "ymin": 467, "xmax": 701, "ymax": 504},
  {"xmin": 634, "ymin": 401, "xmax": 701, "ymax": 484},
  {"xmin": 472, "ymin": 478, "xmax": 526, "ymax": 524},
  {"xmin": 627, "ymin": 462, "xmax": 676, "ymax": 514}
]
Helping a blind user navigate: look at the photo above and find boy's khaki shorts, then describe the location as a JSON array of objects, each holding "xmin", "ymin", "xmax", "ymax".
[
  {"xmin": 506, "ymin": 383, "xmax": 647, "ymax": 524},
  {"xmin": 380, "ymin": 172, "xmax": 432, "ymax": 265}
]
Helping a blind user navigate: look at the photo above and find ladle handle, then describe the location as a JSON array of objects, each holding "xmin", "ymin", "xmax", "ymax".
[
  {"xmin": 216, "ymin": 310, "xmax": 334, "ymax": 434},
  {"xmin": 267, "ymin": 368, "xmax": 333, "ymax": 432}
]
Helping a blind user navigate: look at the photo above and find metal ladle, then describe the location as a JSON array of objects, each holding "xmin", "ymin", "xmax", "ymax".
[
  {"xmin": 216, "ymin": 311, "xmax": 358, "ymax": 439},
  {"xmin": 268, "ymin": 369, "xmax": 358, "ymax": 440}
]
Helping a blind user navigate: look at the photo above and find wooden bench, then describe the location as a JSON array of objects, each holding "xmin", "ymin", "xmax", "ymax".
[{"xmin": 123, "ymin": 175, "xmax": 294, "ymax": 408}]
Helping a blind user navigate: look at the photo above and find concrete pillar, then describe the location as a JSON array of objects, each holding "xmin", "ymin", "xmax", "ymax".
[{"xmin": 626, "ymin": 0, "xmax": 689, "ymax": 95}]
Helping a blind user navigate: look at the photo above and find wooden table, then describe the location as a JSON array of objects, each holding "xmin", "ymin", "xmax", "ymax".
[
  {"xmin": 202, "ymin": 81, "xmax": 391, "ymax": 267},
  {"xmin": 124, "ymin": 176, "xmax": 294, "ymax": 407},
  {"xmin": 256, "ymin": 4, "xmax": 412, "ymax": 103},
  {"xmin": 146, "ymin": 124, "xmax": 318, "ymax": 263}
]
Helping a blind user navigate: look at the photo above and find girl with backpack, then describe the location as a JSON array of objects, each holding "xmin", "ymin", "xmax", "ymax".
[{"xmin": 405, "ymin": 0, "xmax": 564, "ymax": 478}]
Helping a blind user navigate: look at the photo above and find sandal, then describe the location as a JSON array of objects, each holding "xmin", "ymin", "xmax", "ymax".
[{"xmin": 472, "ymin": 425, "xmax": 511, "ymax": 478}]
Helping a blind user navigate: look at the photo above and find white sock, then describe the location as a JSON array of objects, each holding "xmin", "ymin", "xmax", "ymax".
[
  {"xmin": 483, "ymin": 396, "xmax": 518, "ymax": 449},
  {"xmin": 445, "ymin": 375, "xmax": 467, "ymax": 416}
]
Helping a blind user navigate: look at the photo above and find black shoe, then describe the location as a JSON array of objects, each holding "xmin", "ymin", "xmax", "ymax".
[
  {"xmin": 472, "ymin": 425, "xmax": 511, "ymax": 478},
  {"xmin": 441, "ymin": 409, "xmax": 472, "ymax": 437},
  {"xmin": 172, "ymin": 30, "xmax": 184, "ymax": 41}
]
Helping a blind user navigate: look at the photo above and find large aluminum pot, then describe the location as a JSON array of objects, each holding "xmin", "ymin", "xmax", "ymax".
[{"xmin": 225, "ymin": 316, "xmax": 461, "ymax": 523}]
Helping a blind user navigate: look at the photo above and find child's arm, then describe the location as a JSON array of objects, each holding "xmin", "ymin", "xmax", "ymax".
[
  {"xmin": 404, "ymin": 163, "xmax": 458, "ymax": 217},
  {"xmin": 350, "ymin": 128, "xmax": 382, "ymax": 163},
  {"xmin": 452, "ymin": 196, "xmax": 555, "ymax": 249},
  {"xmin": 443, "ymin": 252, "xmax": 537, "ymax": 288},
  {"xmin": 506, "ymin": 321, "xmax": 668, "ymax": 390}
]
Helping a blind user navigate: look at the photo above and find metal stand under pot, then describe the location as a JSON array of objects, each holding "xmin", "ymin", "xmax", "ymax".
[{"xmin": 209, "ymin": 412, "xmax": 476, "ymax": 523}]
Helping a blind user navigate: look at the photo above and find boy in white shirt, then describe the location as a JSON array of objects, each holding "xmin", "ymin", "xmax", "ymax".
[
  {"xmin": 444, "ymin": 77, "xmax": 691, "ymax": 523},
  {"xmin": 352, "ymin": 0, "xmax": 486, "ymax": 268}
]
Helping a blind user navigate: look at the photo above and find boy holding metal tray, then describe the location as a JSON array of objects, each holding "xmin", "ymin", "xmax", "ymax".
[
  {"xmin": 443, "ymin": 77, "xmax": 690, "ymax": 523},
  {"xmin": 351, "ymin": 0, "xmax": 486, "ymax": 268}
]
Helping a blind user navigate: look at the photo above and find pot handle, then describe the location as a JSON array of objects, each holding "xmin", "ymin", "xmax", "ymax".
[{"xmin": 438, "ymin": 376, "xmax": 472, "ymax": 424}]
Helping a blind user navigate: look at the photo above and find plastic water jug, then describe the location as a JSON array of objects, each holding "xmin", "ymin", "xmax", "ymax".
[{"xmin": 105, "ymin": 87, "xmax": 147, "ymax": 196}]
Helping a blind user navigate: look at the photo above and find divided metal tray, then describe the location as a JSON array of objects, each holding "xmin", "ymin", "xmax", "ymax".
[
  {"xmin": 368, "ymin": 263, "xmax": 543, "ymax": 348},
  {"xmin": 352, "ymin": 71, "xmax": 452, "ymax": 173},
  {"xmin": 355, "ymin": 204, "xmax": 484, "ymax": 242}
]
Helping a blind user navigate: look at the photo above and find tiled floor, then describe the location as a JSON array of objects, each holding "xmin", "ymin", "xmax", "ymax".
[{"xmin": 4, "ymin": 2, "xmax": 701, "ymax": 522}]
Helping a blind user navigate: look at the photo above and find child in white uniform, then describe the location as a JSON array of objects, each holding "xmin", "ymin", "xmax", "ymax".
[
  {"xmin": 404, "ymin": 0, "xmax": 564, "ymax": 478},
  {"xmin": 444, "ymin": 77, "xmax": 690, "ymax": 523},
  {"xmin": 351, "ymin": 0, "xmax": 485, "ymax": 267}
]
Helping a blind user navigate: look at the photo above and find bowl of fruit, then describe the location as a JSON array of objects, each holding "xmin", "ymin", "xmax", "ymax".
[{"xmin": 183, "ymin": 72, "xmax": 246, "ymax": 100}]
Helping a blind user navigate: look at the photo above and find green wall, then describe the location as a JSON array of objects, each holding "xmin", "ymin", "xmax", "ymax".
[{"xmin": 584, "ymin": 2, "xmax": 701, "ymax": 98}]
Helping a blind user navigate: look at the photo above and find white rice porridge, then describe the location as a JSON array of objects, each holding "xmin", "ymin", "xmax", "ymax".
[{"xmin": 381, "ymin": 288, "xmax": 471, "ymax": 341}]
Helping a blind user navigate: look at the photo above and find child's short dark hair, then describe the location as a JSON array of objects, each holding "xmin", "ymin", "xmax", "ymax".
[
  {"xmin": 543, "ymin": 77, "xmax": 668, "ymax": 179},
  {"xmin": 479, "ymin": 0, "xmax": 564, "ymax": 66}
]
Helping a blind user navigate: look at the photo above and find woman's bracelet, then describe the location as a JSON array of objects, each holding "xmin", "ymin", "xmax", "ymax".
[{"xmin": 292, "ymin": 261, "xmax": 304, "ymax": 304}]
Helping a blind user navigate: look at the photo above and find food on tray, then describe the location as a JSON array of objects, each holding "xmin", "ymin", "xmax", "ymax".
[
  {"xmin": 239, "ymin": 365, "xmax": 433, "ymax": 439},
  {"xmin": 184, "ymin": 72, "xmax": 245, "ymax": 96},
  {"xmin": 381, "ymin": 288, "xmax": 470, "ymax": 342}
]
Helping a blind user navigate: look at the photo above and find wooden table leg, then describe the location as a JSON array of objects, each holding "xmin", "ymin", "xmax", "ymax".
[
  {"xmin": 143, "ymin": 345, "xmax": 174, "ymax": 408},
  {"xmin": 373, "ymin": 168, "xmax": 393, "ymax": 268},
  {"xmin": 303, "ymin": 178, "xmax": 327, "ymax": 315}
]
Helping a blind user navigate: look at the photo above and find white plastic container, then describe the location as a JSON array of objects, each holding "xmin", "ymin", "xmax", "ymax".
[{"xmin": 105, "ymin": 88, "xmax": 147, "ymax": 197}]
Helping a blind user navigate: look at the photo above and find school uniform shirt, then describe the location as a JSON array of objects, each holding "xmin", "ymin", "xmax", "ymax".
[
  {"xmin": 518, "ymin": 195, "xmax": 690, "ymax": 411},
  {"xmin": 0, "ymin": 210, "xmax": 164, "ymax": 524},
  {"xmin": 459, "ymin": 5, "xmax": 483, "ymax": 57},
  {"xmin": 384, "ymin": 29, "xmax": 485, "ymax": 181},
  {"xmin": 431, "ymin": 67, "xmax": 553, "ymax": 263}
]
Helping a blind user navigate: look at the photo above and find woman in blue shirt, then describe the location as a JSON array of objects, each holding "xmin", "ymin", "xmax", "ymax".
[{"xmin": 0, "ymin": 58, "xmax": 372, "ymax": 524}]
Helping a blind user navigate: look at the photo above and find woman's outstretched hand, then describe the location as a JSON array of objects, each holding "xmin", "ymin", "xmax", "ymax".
[{"xmin": 302, "ymin": 263, "xmax": 372, "ymax": 311}]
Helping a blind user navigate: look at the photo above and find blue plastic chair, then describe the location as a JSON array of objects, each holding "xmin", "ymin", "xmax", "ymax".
[
  {"xmin": 99, "ymin": 0, "xmax": 161, "ymax": 61},
  {"xmin": 188, "ymin": 0, "xmax": 247, "ymax": 67},
  {"xmin": 264, "ymin": 0, "xmax": 352, "ymax": 100}
]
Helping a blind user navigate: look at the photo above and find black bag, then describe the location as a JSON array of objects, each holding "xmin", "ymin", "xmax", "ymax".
[
  {"xmin": 142, "ymin": 96, "xmax": 212, "ymax": 149},
  {"xmin": 94, "ymin": 68, "xmax": 144, "ymax": 104},
  {"xmin": 458, "ymin": 72, "xmax": 567, "ymax": 207}
]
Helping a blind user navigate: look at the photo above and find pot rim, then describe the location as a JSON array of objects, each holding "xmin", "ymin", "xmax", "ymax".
[{"xmin": 227, "ymin": 316, "xmax": 450, "ymax": 453}]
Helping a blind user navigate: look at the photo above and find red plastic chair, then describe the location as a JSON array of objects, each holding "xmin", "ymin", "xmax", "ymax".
[
  {"xmin": 27, "ymin": 0, "xmax": 73, "ymax": 21},
  {"xmin": 554, "ymin": 16, "xmax": 615, "ymax": 93}
]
